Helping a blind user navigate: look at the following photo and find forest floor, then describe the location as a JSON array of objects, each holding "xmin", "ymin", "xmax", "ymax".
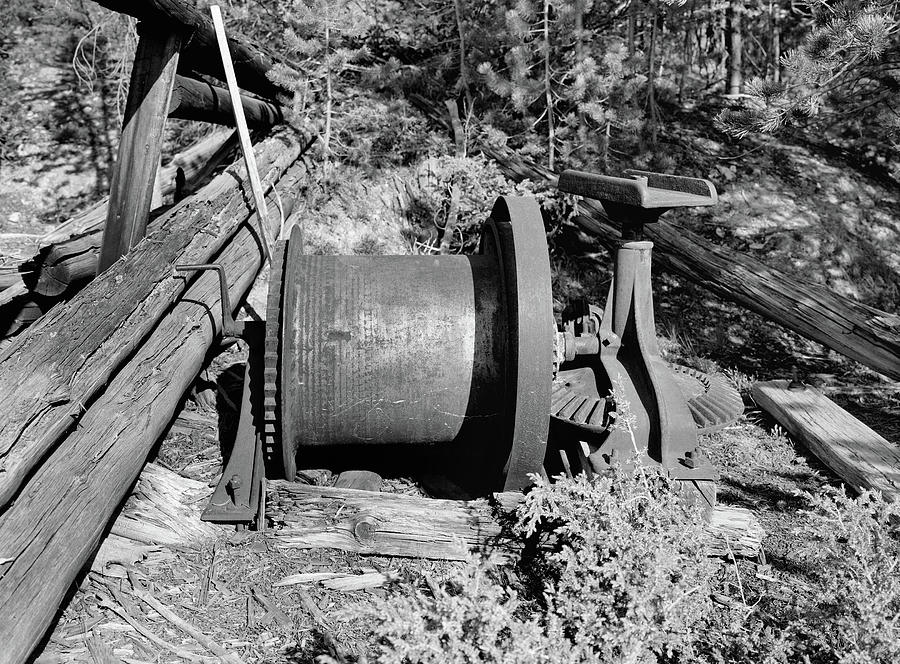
[{"xmin": 1, "ymin": 20, "xmax": 899, "ymax": 664}]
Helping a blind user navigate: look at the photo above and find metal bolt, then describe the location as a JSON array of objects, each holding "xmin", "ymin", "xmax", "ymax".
[{"xmin": 683, "ymin": 447, "xmax": 701, "ymax": 469}]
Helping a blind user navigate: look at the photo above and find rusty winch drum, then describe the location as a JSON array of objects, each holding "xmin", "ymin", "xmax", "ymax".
[{"xmin": 264, "ymin": 197, "xmax": 554, "ymax": 491}]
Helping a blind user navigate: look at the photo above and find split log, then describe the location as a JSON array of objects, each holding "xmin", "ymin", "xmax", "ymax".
[
  {"xmin": 92, "ymin": 462, "xmax": 216, "ymax": 579},
  {"xmin": 0, "ymin": 127, "xmax": 314, "ymax": 510},
  {"xmin": 0, "ymin": 152, "xmax": 311, "ymax": 664},
  {"xmin": 91, "ymin": 0, "xmax": 295, "ymax": 100},
  {"xmin": 266, "ymin": 482, "xmax": 763, "ymax": 562},
  {"xmin": 169, "ymin": 75, "xmax": 284, "ymax": 128},
  {"xmin": 752, "ymin": 380, "xmax": 900, "ymax": 498},
  {"xmin": 409, "ymin": 94, "xmax": 900, "ymax": 382}
]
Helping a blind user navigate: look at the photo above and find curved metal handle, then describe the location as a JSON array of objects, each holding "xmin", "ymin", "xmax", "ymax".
[{"xmin": 175, "ymin": 263, "xmax": 244, "ymax": 339}]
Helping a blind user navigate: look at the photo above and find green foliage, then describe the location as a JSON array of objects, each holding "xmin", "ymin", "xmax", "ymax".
[
  {"xmin": 403, "ymin": 154, "xmax": 511, "ymax": 253},
  {"xmin": 477, "ymin": 1, "xmax": 645, "ymax": 169},
  {"xmin": 720, "ymin": 1, "xmax": 900, "ymax": 140},
  {"xmin": 788, "ymin": 488, "xmax": 900, "ymax": 663},
  {"xmin": 518, "ymin": 468, "xmax": 715, "ymax": 664},
  {"xmin": 366, "ymin": 463, "xmax": 715, "ymax": 663},
  {"xmin": 366, "ymin": 557, "xmax": 561, "ymax": 664}
]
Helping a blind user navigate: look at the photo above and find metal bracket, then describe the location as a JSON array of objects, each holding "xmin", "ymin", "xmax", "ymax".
[
  {"xmin": 174, "ymin": 263, "xmax": 244, "ymax": 339},
  {"xmin": 201, "ymin": 321, "xmax": 266, "ymax": 529}
]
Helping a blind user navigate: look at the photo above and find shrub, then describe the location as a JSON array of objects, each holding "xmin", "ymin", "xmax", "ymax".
[{"xmin": 366, "ymin": 462, "xmax": 715, "ymax": 663}]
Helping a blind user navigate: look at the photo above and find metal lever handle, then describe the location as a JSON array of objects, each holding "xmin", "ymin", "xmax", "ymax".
[{"xmin": 174, "ymin": 263, "xmax": 244, "ymax": 339}]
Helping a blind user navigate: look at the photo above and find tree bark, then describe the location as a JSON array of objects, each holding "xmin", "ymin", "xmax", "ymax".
[
  {"xmin": 168, "ymin": 75, "xmax": 284, "ymax": 128},
  {"xmin": 91, "ymin": 0, "xmax": 293, "ymax": 99},
  {"xmin": 0, "ymin": 152, "xmax": 310, "ymax": 664},
  {"xmin": 726, "ymin": 0, "xmax": 743, "ymax": 95},
  {"xmin": 0, "ymin": 128, "xmax": 313, "ymax": 510}
]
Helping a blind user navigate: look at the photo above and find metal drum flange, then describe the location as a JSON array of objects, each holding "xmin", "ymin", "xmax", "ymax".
[{"xmin": 481, "ymin": 197, "xmax": 555, "ymax": 491}]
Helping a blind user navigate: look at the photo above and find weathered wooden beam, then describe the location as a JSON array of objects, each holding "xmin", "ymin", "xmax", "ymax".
[
  {"xmin": 267, "ymin": 482, "xmax": 763, "ymax": 561},
  {"xmin": 98, "ymin": 24, "xmax": 182, "ymax": 273},
  {"xmin": 407, "ymin": 95, "xmax": 900, "ymax": 381},
  {"xmin": 752, "ymin": 380, "xmax": 900, "ymax": 498},
  {"xmin": 91, "ymin": 0, "xmax": 292, "ymax": 100},
  {"xmin": 0, "ymin": 128, "xmax": 313, "ymax": 510},
  {"xmin": 168, "ymin": 74, "xmax": 284, "ymax": 128},
  {"xmin": 0, "ymin": 149, "xmax": 307, "ymax": 661}
]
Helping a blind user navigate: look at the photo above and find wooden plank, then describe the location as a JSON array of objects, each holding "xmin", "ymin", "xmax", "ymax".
[
  {"xmin": 752, "ymin": 380, "xmax": 900, "ymax": 498},
  {"xmin": 168, "ymin": 74, "xmax": 284, "ymax": 128},
  {"xmin": 267, "ymin": 481, "xmax": 763, "ymax": 561},
  {"xmin": 98, "ymin": 25, "xmax": 182, "ymax": 273},
  {"xmin": 0, "ymin": 128, "xmax": 312, "ymax": 509},
  {"xmin": 0, "ymin": 155, "xmax": 311, "ymax": 664},
  {"xmin": 91, "ymin": 0, "xmax": 293, "ymax": 100},
  {"xmin": 408, "ymin": 94, "xmax": 900, "ymax": 382}
]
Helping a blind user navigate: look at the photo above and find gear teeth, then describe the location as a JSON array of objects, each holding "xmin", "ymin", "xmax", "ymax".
[
  {"xmin": 669, "ymin": 364, "xmax": 745, "ymax": 434},
  {"xmin": 263, "ymin": 238, "xmax": 288, "ymax": 474}
]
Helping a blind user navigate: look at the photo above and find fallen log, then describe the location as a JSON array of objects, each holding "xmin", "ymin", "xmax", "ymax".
[
  {"xmin": 752, "ymin": 380, "xmax": 900, "ymax": 498},
  {"xmin": 0, "ymin": 127, "xmax": 314, "ymax": 510},
  {"xmin": 169, "ymin": 74, "xmax": 284, "ymax": 128},
  {"xmin": 91, "ymin": 0, "xmax": 294, "ymax": 100},
  {"xmin": 408, "ymin": 95, "xmax": 900, "ymax": 381},
  {"xmin": 266, "ymin": 482, "xmax": 763, "ymax": 561},
  {"xmin": 0, "ymin": 153, "xmax": 311, "ymax": 664}
]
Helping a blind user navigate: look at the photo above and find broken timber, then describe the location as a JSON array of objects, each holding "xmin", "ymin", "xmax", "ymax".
[
  {"xmin": 0, "ymin": 127, "xmax": 314, "ymax": 510},
  {"xmin": 0, "ymin": 138, "xmax": 312, "ymax": 664},
  {"xmin": 752, "ymin": 380, "xmax": 900, "ymax": 498},
  {"xmin": 266, "ymin": 482, "xmax": 763, "ymax": 562},
  {"xmin": 408, "ymin": 94, "xmax": 900, "ymax": 382}
]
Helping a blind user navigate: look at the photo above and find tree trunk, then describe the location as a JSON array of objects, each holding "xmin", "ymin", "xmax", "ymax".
[
  {"xmin": 0, "ymin": 128, "xmax": 314, "ymax": 510},
  {"xmin": 542, "ymin": 0, "xmax": 555, "ymax": 171},
  {"xmin": 726, "ymin": 0, "xmax": 743, "ymax": 95},
  {"xmin": 0, "ymin": 150, "xmax": 309, "ymax": 663},
  {"xmin": 770, "ymin": 0, "xmax": 781, "ymax": 83}
]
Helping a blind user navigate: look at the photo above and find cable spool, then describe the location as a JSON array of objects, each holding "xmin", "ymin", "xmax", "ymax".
[{"xmin": 265, "ymin": 197, "xmax": 554, "ymax": 492}]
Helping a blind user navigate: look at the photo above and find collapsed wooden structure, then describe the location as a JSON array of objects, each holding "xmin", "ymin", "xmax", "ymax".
[{"xmin": 0, "ymin": 2, "xmax": 896, "ymax": 663}]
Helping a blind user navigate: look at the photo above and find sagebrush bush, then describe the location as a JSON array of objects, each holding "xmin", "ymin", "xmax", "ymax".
[
  {"xmin": 518, "ymin": 468, "xmax": 715, "ymax": 664},
  {"xmin": 365, "ymin": 463, "xmax": 715, "ymax": 663},
  {"xmin": 786, "ymin": 489, "xmax": 900, "ymax": 664}
]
